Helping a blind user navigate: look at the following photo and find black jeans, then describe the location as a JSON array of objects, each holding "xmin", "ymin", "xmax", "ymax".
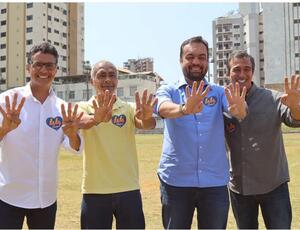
[
  {"xmin": 230, "ymin": 182, "xmax": 292, "ymax": 229},
  {"xmin": 81, "ymin": 190, "xmax": 145, "ymax": 229},
  {"xmin": 0, "ymin": 199, "xmax": 57, "ymax": 229}
]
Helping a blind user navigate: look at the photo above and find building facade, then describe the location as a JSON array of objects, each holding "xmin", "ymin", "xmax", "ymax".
[
  {"xmin": 123, "ymin": 58, "xmax": 154, "ymax": 73},
  {"xmin": 0, "ymin": 2, "xmax": 84, "ymax": 91}
]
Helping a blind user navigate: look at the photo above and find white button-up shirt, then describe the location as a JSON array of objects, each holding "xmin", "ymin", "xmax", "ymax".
[{"xmin": 0, "ymin": 84, "xmax": 82, "ymax": 208}]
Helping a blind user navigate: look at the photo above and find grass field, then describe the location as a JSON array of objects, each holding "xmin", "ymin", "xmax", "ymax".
[{"xmin": 52, "ymin": 133, "xmax": 300, "ymax": 229}]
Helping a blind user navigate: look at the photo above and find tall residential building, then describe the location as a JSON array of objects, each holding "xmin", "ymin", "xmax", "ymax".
[
  {"xmin": 0, "ymin": 2, "xmax": 84, "ymax": 91},
  {"xmin": 212, "ymin": 12, "xmax": 244, "ymax": 85},
  {"xmin": 123, "ymin": 58, "xmax": 154, "ymax": 73},
  {"xmin": 262, "ymin": 3, "xmax": 300, "ymax": 90}
]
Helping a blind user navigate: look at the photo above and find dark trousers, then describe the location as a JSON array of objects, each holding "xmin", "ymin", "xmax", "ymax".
[
  {"xmin": 0, "ymin": 199, "xmax": 57, "ymax": 229},
  {"xmin": 81, "ymin": 190, "xmax": 145, "ymax": 229},
  {"xmin": 160, "ymin": 179, "xmax": 229, "ymax": 229},
  {"xmin": 230, "ymin": 182, "xmax": 292, "ymax": 229}
]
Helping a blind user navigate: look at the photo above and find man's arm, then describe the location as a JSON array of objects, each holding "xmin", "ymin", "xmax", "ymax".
[{"xmin": 158, "ymin": 81, "xmax": 210, "ymax": 119}]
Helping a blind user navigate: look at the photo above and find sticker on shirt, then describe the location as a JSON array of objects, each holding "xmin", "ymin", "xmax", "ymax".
[
  {"xmin": 112, "ymin": 114, "xmax": 126, "ymax": 128},
  {"xmin": 226, "ymin": 122, "xmax": 236, "ymax": 133},
  {"xmin": 46, "ymin": 116, "xmax": 63, "ymax": 130},
  {"xmin": 203, "ymin": 96, "xmax": 217, "ymax": 106}
]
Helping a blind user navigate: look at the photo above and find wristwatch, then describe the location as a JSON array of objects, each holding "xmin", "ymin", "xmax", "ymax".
[{"xmin": 179, "ymin": 103, "xmax": 187, "ymax": 116}]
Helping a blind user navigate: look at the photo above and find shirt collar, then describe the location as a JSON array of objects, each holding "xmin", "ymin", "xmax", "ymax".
[
  {"xmin": 24, "ymin": 83, "xmax": 55, "ymax": 100},
  {"xmin": 246, "ymin": 82, "xmax": 257, "ymax": 100},
  {"xmin": 178, "ymin": 77, "xmax": 210, "ymax": 90}
]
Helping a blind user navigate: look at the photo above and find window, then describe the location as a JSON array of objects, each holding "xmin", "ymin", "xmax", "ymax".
[
  {"xmin": 48, "ymin": 28, "xmax": 51, "ymax": 33},
  {"xmin": 62, "ymin": 56, "xmax": 67, "ymax": 61},
  {"xmin": 296, "ymin": 53, "xmax": 300, "ymax": 57},
  {"xmin": 1, "ymin": 9, "xmax": 6, "ymax": 14},
  {"xmin": 26, "ymin": 15, "xmax": 33, "ymax": 21},
  {"xmin": 0, "ymin": 67, "xmax": 5, "ymax": 73},
  {"xmin": 62, "ymin": 32, "xmax": 67, "ymax": 38},
  {"xmin": 117, "ymin": 87, "xmax": 124, "ymax": 97},
  {"xmin": 48, "ymin": 15, "xmax": 51, "ymax": 21},
  {"xmin": 0, "ymin": 44, "xmax": 6, "ymax": 49},
  {"xmin": 0, "ymin": 20, "xmax": 6, "ymax": 26},
  {"xmin": 62, "ymin": 44, "xmax": 67, "ymax": 49},
  {"xmin": 0, "ymin": 32, "xmax": 6, "ymax": 37},
  {"xmin": 0, "ymin": 56, "xmax": 6, "ymax": 61},
  {"xmin": 63, "ymin": 9, "xmax": 67, "ymax": 15},
  {"xmin": 54, "ymin": 17, "xmax": 59, "ymax": 22},
  {"xmin": 62, "ymin": 67, "xmax": 67, "ymax": 72},
  {"xmin": 69, "ymin": 91, "xmax": 75, "ymax": 99},
  {"xmin": 233, "ymin": 25, "xmax": 240, "ymax": 29},
  {"xmin": 57, "ymin": 91, "xmax": 63, "ymax": 99},
  {"xmin": 26, "ymin": 39, "xmax": 33, "ymax": 45},
  {"xmin": 62, "ymin": 21, "xmax": 67, "ymax": 26},
  {"xmin": 26, "ymin": 27, "xmax": 33, "ymax": 33},
  {"xmin": 54, "ymin": 5, "xmax": 60, "ymax": 11},
  {"xmin": 48, "ymin": 3, "xmax": 52, "ymax": 8},
  {"xmin": 54, "ymin": 29, "xmax": 59, "ymax": 34},
  {"xmin": 54, "ymin": 41, "xmax": 59, "ymax": 46},
  {"xmin": 27, "ymin": 3, "xmax": 33, "ymax": 8},
  {"xmin": 130, "ymin": 86, "xmax": 137, "ymax": 96}
]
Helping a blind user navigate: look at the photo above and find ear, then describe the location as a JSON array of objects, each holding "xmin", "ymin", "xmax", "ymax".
[{"xmin": 26, "ymin": 64, "xmax": 31, "ymax": 73}]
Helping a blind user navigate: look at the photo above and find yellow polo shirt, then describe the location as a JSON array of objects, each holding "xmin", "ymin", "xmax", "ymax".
[{"xmin": 78, "ymin": 97, "xmax": 140, "ymax": 194}]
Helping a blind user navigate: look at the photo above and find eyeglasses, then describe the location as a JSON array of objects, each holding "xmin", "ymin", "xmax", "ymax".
[{"xmin": 31, "ymin": 62, "xmax": 57, "ymax": 71}]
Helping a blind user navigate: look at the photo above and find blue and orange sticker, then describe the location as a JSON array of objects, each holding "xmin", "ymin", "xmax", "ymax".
[
  {"xmin": 112, "ymin": 114, "xmax": 126, "ymax": 128},
  {"xmin": 46, "ymin": 116, "xmax": 63, "ymax": 130},
  {"xmin": 203, "ymin": 96, "xmax": 217, "ymax": 106}
]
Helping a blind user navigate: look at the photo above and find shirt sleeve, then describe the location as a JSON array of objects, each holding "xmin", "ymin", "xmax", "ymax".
[
  {"xmin": 220, "ymin": 86, "xmax": 229, "ymax": 113},
  {"xmin": 154, "ymin": 84, "xmax": 173, "ymax": 115},
  {"xmin": 275, "ymin": 91, "xmax": 300, "ymax": 127},
  {"xmin": 62, "ymin": 132, "xmax": 84, "ymax": 154}
]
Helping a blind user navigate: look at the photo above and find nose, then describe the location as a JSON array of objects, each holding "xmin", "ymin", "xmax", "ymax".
[{"xmin": 192, "ymin": 57, "xmax": 201, "ymax": 65}]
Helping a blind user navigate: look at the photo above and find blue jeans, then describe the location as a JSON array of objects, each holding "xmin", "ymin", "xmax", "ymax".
[
  {"xmin": 81, "ymin": 190, "xmax": 145, "ymax": 229},
  {"xmin": 230, "ymin": 182, "xmax": 292, "ymax": 229},
  {"xmin": 160, "ymin": 179, "xmax": 229, "ymax": 229},
  {"xmin": 0, "ymin": 199, "xmax": 57, "ymax": 229}
]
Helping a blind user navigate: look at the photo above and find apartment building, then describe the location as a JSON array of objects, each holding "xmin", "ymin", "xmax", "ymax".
[
  {"xmin": 212, "ymin": 12, "xmax": 244, "ymax": 85},
  {"xmin": 123, "ymin": 58, "xmax": 154, "ymax": 73},
  {"xmin": 0, "ymin": 2, "xmax": 84, "ymax": 91},
  {"xmin": 263, "ymin": 2, "xmax": 300, "ymax": 90}
]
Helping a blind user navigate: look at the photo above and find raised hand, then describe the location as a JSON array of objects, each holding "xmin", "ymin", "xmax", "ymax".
[
  {"xmin": 281, "ymin": 75, "xmax": 300, "ymax": 108},
  {"xmin": 61, "ymin": 103, "xmax": 84, "ymax": 138},
  {"xmin": 135, "ymin": 89, "xmax": 158, "ymax": 121},
  {"xmin": 225, "ymin": 82, "xmax": 247, "ymax": 120},
  {"xmin": 0, "ymin": 93, "xmax": 25, "ymax": 134},
  {"xmin": 183, "ymin": 81, "xmax": 210, "ymax": 114},
  {"xmin": 93, "ymin": 90, "xmax": 116, "ymax": 123}
]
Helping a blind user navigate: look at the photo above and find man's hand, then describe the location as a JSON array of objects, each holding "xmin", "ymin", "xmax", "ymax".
[
  {"xmin": 225, "ymin": 82, "xmax": 247, "ymax": 120},
  {"xmin": 135, "ymin": 89, "xmax": 158, "ymax": 121},
  {"xmin": 183, "ymin": 81, "xmax": 210, "ymax": 115},
  {"xmin": 61, "ymin": 103, "xmax": 84, "ymax": 138},
  {"xmin": 281, "ymin": 75, "xmax": 300, "ymax": 120},
  {"xmin": 93, "ymin": 90, "xmax": 116, "ymax": 123},
  {"xmin": 0, "ymin": 93, "xmax": 25, "ymax": 135}
]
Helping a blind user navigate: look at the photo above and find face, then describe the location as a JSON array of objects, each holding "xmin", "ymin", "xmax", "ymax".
[
  {"xmin": 91, "ymin": 62, "xmax": 118, "ymax": 95},
  {"xmin": 27, "ymin": 51, "xmax": 57, "ymax": 90},
  {"xmin": 228, "ymin": 57, "xmax": 253, "ymax": 93},
  {"xmin": 180, "ymin": 42, "xmax": 208, "ymax": 84}
]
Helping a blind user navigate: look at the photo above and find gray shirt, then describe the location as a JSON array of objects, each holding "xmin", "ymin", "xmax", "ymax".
[{"xmin": 224, "ymin": 83, "xmax": 300, "ymax": 195}]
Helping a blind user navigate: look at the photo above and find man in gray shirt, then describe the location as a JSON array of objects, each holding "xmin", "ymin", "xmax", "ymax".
[{"xmin": 224, "ymin": 50, "xmax": 300, "ymax": 229}]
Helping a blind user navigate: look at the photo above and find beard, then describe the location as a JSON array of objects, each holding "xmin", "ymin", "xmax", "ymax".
[{"xmin": 183, "ymin": 66, "xmax": 208, "ymax": 82}]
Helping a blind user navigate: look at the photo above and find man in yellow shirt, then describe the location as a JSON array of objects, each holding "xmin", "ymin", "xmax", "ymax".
[{"xmin": 78, "ymin": 60, "xmax": 157, "ymax": 229}]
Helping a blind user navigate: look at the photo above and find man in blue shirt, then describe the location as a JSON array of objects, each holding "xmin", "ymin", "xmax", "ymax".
[{"xmin": 155, "ymin": 36, "xmax": 247, "ymax": 229}]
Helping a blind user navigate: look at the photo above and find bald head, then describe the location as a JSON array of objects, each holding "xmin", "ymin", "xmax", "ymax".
[{"xmin": 91, "ymin": 60, "xmax": 117, "ymax": 79}]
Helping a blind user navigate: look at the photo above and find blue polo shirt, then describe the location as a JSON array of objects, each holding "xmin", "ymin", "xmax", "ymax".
[{"xmin": 156, "ymin": 78, "xmax": 229, "ymax": 187}]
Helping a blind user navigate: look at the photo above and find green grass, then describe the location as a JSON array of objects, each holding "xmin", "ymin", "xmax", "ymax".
[{"xmin": 52, "ymin": 133, "xmax": 300, "ymax": 229}]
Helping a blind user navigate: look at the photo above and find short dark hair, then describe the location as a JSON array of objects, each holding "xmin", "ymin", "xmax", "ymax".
[
  {"xmin": 179, "ymin": 36, "xmax": 209, "ymax": 59},
  {"xmin": 226, "ymin": 50, "xmax": 255, "ymax": 75},
  {"xmin": 27, "ymin": 42, "xmax": 58, "ymax": 64}
]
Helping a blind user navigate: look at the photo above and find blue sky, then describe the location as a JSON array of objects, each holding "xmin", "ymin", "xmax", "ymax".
[{"xmin": 85, "ymin": 2, "xmax": 238, "ymax": 83}]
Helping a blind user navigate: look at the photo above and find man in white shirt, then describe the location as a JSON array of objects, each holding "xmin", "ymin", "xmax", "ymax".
[{"xmin": 0, "ymin": 42, "xmax": 83, "ymax": 229}]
